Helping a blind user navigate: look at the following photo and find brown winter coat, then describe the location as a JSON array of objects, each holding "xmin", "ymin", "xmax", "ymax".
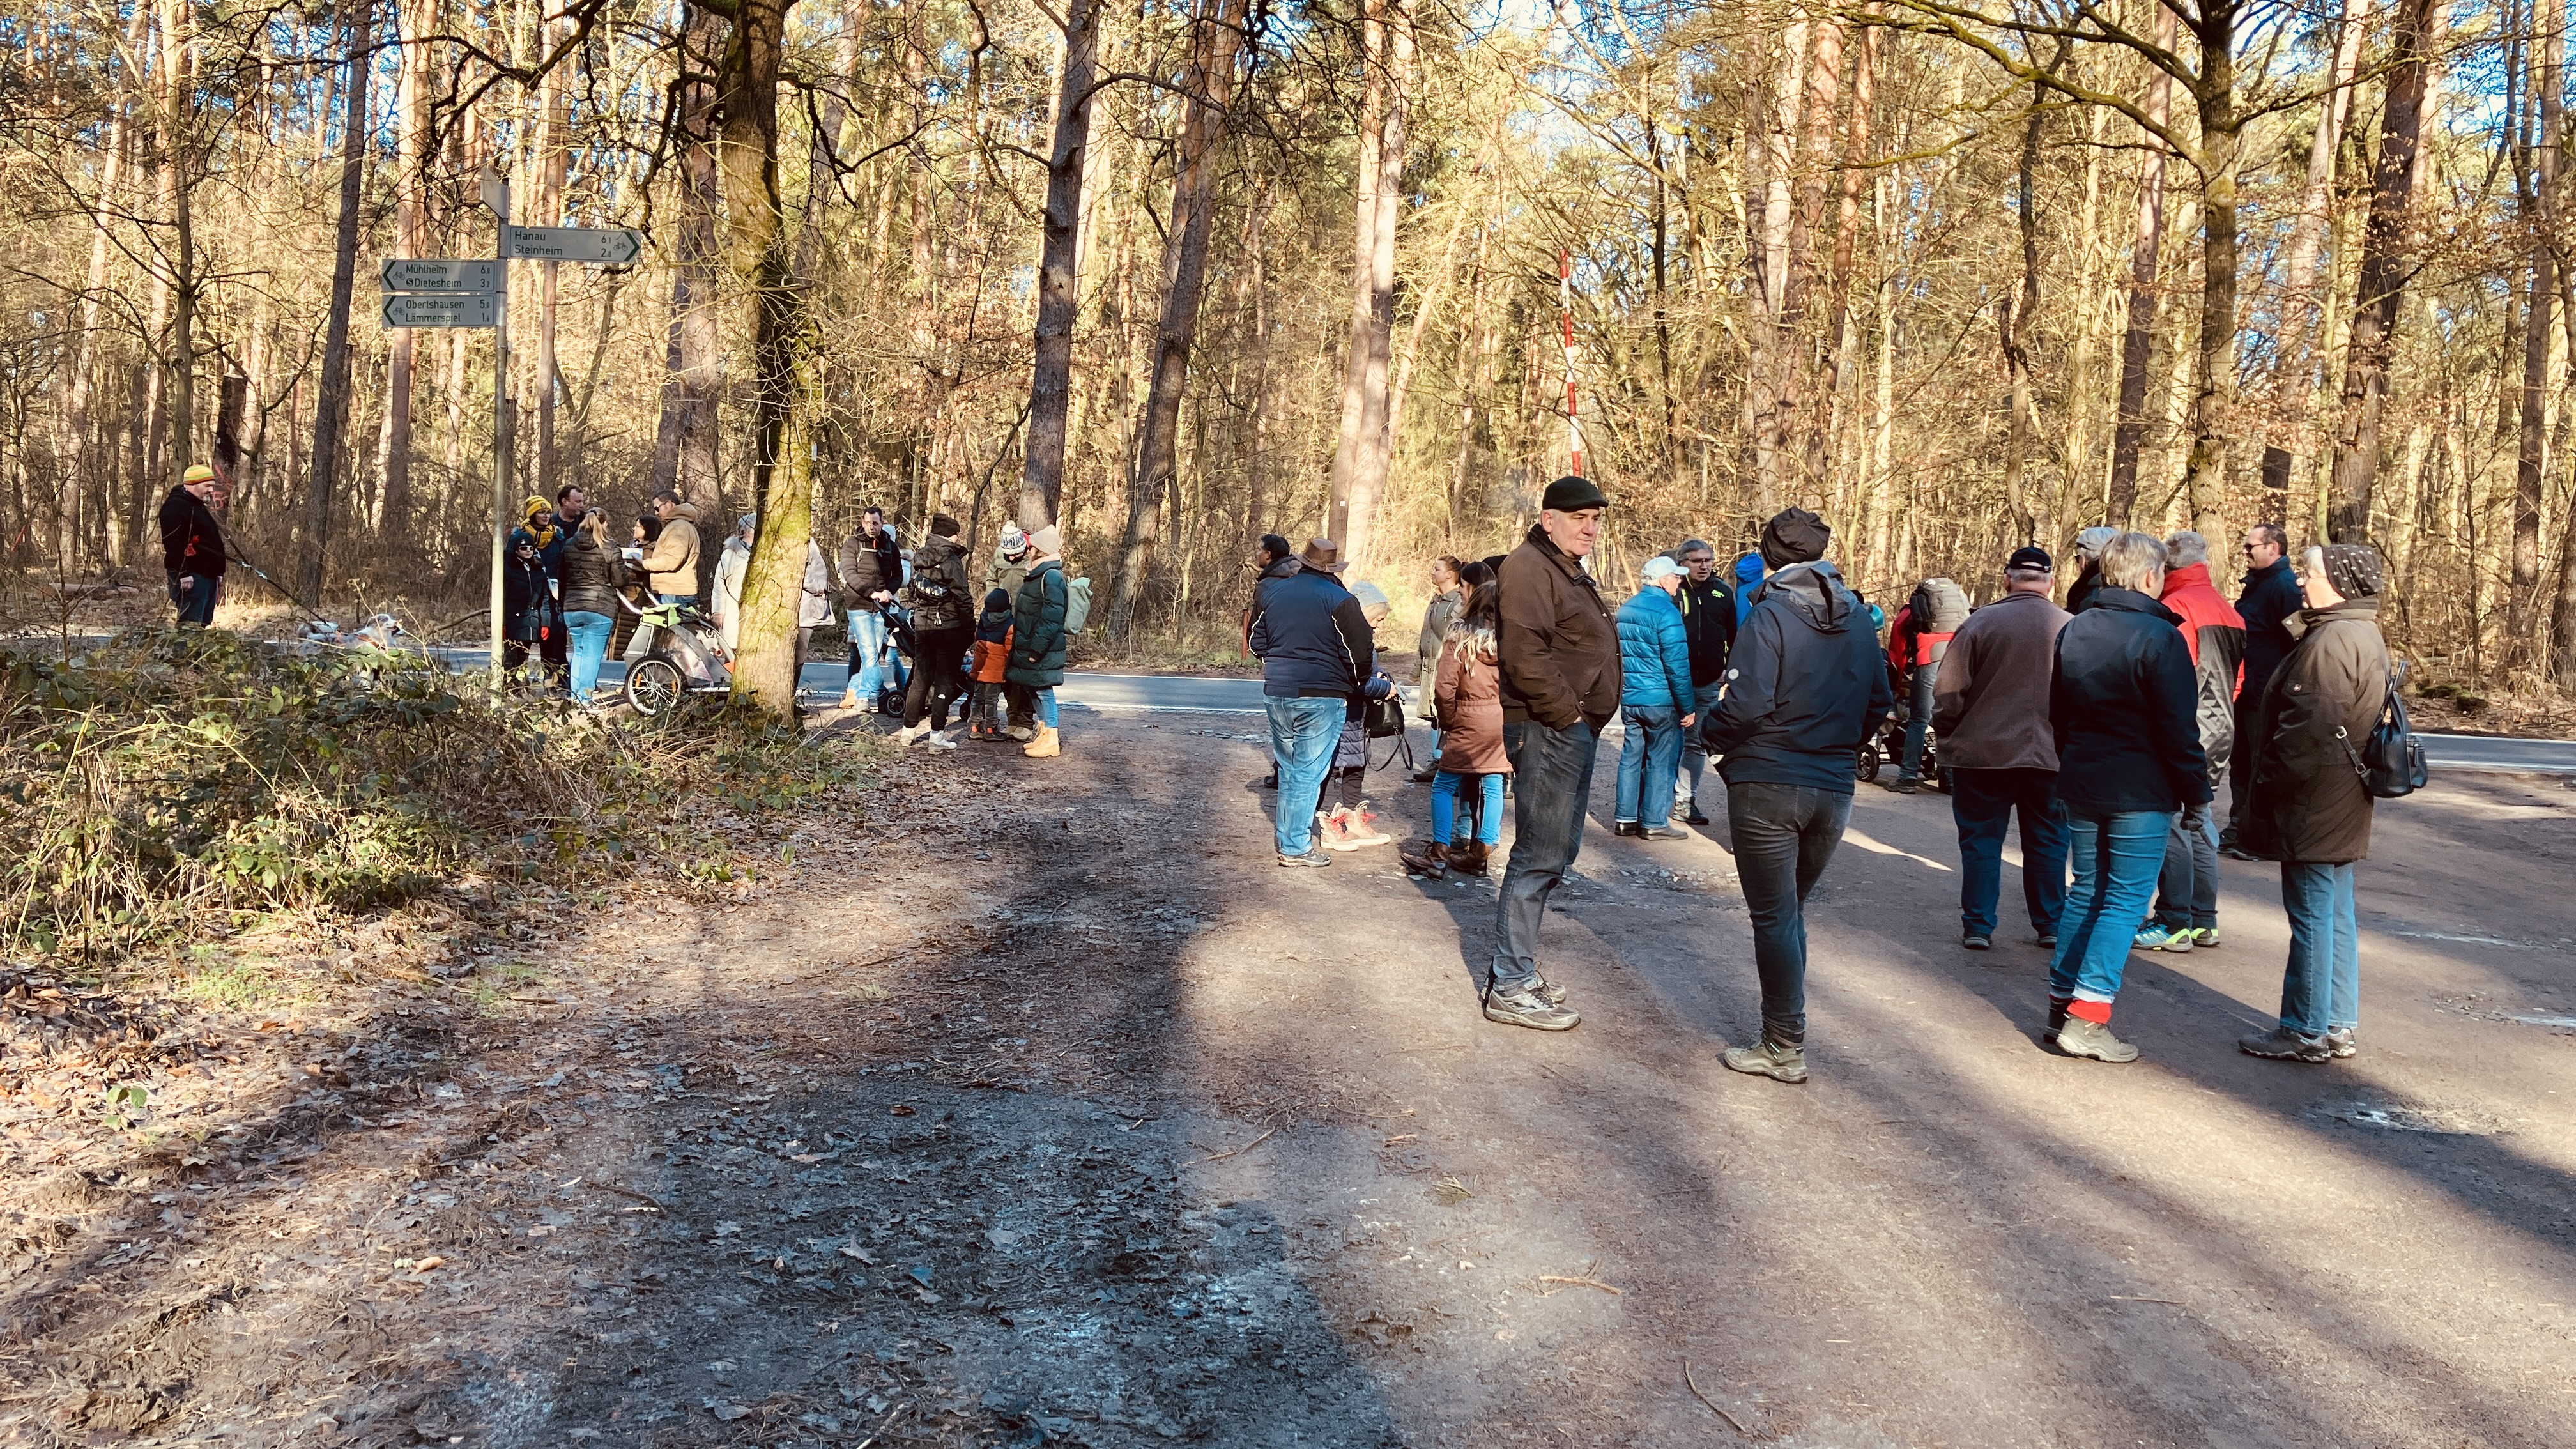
[
  {"xmin": 2239, "ymin": 598, "xmax": 2390, "ymax": 864},
  {"xmin": 1432, "ymin": 624, "xmax": 1513, "ymax": 776},
  {"xmin": 1931, "ymin": 588, "xmax": 2071, "ymax": 771},
  {"xmin": 638, "ymin": 503, "xmax": 703, "ymax": 597},
  {"xmin": 1497, "ymin": 526, "xmax": 1621, "ymax": 730}
]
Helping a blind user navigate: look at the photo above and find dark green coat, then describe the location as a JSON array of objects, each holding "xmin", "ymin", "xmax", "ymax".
[
  {"xmin": 2239, "ymin": 599, "xmax": 2389, "ymax": 864},
  {"xmin": 1007, "ymin": 560, "xmax": 1069, "ymax": 687}
]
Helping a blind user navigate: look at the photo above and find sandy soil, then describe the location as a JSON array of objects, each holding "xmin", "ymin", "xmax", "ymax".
[{"xmin": 3, "ymin": 707, "xmax": 2573, "ymax": 1447}]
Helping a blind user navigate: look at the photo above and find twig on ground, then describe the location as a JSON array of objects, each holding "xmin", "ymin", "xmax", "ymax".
[
  {"xmin": 1184, "ymin": 1126, "xmax": 1275, "ymax": 1165},
  {"xmin": 2107, "ymin": 1295, "xmax": 2186, "ymax": 1305},
  {"xmin": 1683, "ymin": 1360, "xmax": 1749, "ymax": 1435},
  {"xmin": 1537, "ymin": 1275, "xmax": 1623, "ymax": 1295},
  {"xmin": 595, "ymin": 1183, "xmax": 665, "ymax": 1211}
]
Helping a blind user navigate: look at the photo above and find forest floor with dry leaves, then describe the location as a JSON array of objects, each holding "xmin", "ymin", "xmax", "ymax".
[{"xmin": 4, "ymin": 702, "xmax": 2575, "ymax": 1448}]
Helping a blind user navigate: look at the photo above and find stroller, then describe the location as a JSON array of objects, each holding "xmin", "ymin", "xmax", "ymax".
[
  {"xmin": 1857, "ymin": 663, "xmax": 1943, "ymax": 788},
  {"xmin": 871, "ymin": 606, "xmax": 917, "ymax": 716},
  {"xmin": 623, "ymin": 592, "xmax": 733, "ymax": 716}
]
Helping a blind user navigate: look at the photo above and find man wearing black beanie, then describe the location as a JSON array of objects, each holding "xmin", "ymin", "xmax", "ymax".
[{"xmin": 1705, "ymin": 507, "xmax": 1893, "ymax": 1082}]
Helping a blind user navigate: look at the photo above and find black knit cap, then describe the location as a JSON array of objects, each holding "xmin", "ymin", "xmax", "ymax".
[
  {"xmin": 1542, "ymin": 475, "xmax": 1609, "ymax": 512},
  {"xmin": 1759, "ymin": 507, "xmax": 1832, "ymax": 569},
  {"xmin": 2319, "ymin": 543, "xmax": 2385, "ymax": 599}
]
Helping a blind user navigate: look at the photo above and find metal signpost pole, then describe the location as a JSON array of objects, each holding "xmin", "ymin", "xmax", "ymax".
[{"xmin": 484, "ymin": 167, "xmax": 512, "ymax": 686}]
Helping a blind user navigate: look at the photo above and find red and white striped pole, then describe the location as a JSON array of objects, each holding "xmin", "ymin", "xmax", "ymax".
[{"xmin": 1559, "ymin": 247, "xmax": 1583, "ymax": 477}]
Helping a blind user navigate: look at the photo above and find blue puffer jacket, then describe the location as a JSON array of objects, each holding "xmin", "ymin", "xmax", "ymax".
[
  {"xmin": 1616, "ymin": 586, "xmax": 1694, "ymax": 712},
  {"xmin": 1731, "ymin": 554, "xmax": 1767, "ymax": 624}
]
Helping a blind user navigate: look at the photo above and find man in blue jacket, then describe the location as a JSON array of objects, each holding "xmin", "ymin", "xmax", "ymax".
[
  {"xmin": 1706, "ymin": 509, "xmax": 1894, "ymax": 1085},
  {"xmin": 2223, "ymin": 522, "xmax": 2303, "ymax": 856},
  {"xmin": 1250, "ymin": 537, "xmax": 1384, "ymax": 867}
]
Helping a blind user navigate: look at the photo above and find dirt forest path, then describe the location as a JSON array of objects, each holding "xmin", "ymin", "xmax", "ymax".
[{"xmin": 7, "ymin": 707, "xmax": 2576, "ymax": 1448}]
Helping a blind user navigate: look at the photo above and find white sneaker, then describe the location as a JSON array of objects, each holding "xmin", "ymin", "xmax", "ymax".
[
  {"xmin": 925, "ymin": 730, "xmax": 958, "ymax": 752},
  {"xmin": 892, "ymin": 721, "xmax": 930, "ymax": 747}
]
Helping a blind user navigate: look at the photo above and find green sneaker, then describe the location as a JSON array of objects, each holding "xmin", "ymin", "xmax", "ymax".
[
  {"xmin": 1721, "ymin": 1037, "xmax": 1808, "ymax": 1084},
  {"xmin": 2133, "ymin": 924, "xmax": 2194, "ymax": 952},
  {"xmin": 2187, "ymin": 927, "xmax": 2221, "ymax": 949}
]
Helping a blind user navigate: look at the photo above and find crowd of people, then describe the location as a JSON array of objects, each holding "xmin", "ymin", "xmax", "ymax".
[{"xmin": 1248, "ymin": 477, "xmax": 2402, "ymax": 1078}]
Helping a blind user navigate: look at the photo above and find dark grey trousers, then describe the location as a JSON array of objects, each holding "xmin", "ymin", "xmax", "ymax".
[{"xmin": 1488, "ymin": 719, "xmax": 1600, "ymax": 993}]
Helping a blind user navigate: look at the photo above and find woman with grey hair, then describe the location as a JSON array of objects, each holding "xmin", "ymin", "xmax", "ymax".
[
  {"xmin": 2043, "ymin": 531, "xmax": 2211, "ymax": 1061},
  {"xmin": 2064, "ymin": 525, "xmax": 2120, "ymax": 614},
  {"xmin": 2235, "ymin": 544, "xmax": 2392, "ymax": 1062}
]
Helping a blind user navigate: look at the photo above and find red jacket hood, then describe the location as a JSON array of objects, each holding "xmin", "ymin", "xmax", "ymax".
[{"xmin": 2159, "ymin": 562, "xmax": 2245, "ymax": 666}]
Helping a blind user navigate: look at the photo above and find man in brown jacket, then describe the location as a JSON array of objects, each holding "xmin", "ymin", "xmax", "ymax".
[
  {"xmin": 639, "ymin": 491, "xmax": 704, "ymax": 602},
  {"xmin": 1483, "ymin": 475, "xmax": 1622, "ymax": 1031},
  {"xmin": 1932, "ymin": 546, "xmax": 2072, "ymax": 951}
]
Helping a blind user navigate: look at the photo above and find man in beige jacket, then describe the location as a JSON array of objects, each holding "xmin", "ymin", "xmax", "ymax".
[{"xmin": 640, "ymin": 491, "xmax": 703, "ymax": 604}]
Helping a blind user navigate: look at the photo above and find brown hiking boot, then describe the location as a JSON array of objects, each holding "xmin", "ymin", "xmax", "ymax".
[
  {"xmin": 1022, "ymin": 724, "xmax": 1061, "ymax": 758},
  {"xmin": 1398, "ymin": 840, "xmax": 1451, "ymax": 877},
  {"xmin": 1449, "ymin": 839, "xmax": 1491, "ymax": 877}
]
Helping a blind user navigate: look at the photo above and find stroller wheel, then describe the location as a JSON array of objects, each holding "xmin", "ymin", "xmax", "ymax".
[
  {"xmin": 1855, "ymin": 740, "xmax": 1882, "ymax": 783},
  {"xmin": 627, "ymin": 657, "xmax": 686, "ymax": 717}
]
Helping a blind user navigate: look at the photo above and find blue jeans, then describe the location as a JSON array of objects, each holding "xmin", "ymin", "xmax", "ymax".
[
  {"xmin": 2050, "ymin": 809, "xmax": 2173, "ymax": 1008},
  {"xmin": 1680, "ymin": 679, "xmax": 1724, "ymax": 807},
  {"xmin": 1727, "ymin": 781, "xmax": 1854, "ymax": 1046},
  {"xmin": 847, "ymin": 609, "xmax": 891, "ymax": 698},
  {"xmin": 2154, "ymin": 787, "xmax": 2223, "ymax": 931},
  {"xmin": 1489, "ymin": 719, "xmax": 1600, "ymax": 992},
  {"xmin": 1950, "ymin": 767, "xmax": 2068, "ymax": 937},
  {"xmin": 1900, "ymin": 658, "xmax": 1939, "ymax": 779},
  {"xmin": 565, "ymin": 610, "xmax": 613, "ymax": 702},
  {"xmin": 1433, "ymin": 770, "xmax": 1505, "ymax": 847},
  {"xmin": 1266, "ymin": 696, "xmax": 1344, "ymax": 856},
  {"xmin": 2278, "ymin": 861, "xmax": 2360, "ymax": 1036},
  {"xmin": 1614, "ymin": 703, "xmax": 1683, "ymax": 828}
]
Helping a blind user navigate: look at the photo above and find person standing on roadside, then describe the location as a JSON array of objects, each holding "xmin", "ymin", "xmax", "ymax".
[
  {"xmin": 1883, "ymin": 576, "xmax": 1967, "ymax": 792},
  {"xmin": 1707, "ymin": 508, "xmax": 1892, "ymax": 1084},
  {"xmin": 1411, "ymin": 556, "xmax": 1466, "ymax": 783},
  {"xmin": 838, "ymin": 506, "xmax": 901, "ymax": 711},
  {"xmin": 1400, "ymin": 575, "xmax": 1509, "ymax": 879},
  {"xmin": 1613, "ymin": 555, "xmax": 1696, "ymax": 839},
  {"xmin": 2063, "ymin": 526, "xmax": 2118, "ymax": 615},
  {"xmin": 987, "ymin": 523, "xmax": 1033, "ymax": 601},
  {"xmin": 1005, "ymin": 525, "xmax": 1071, "ymax": 758},
  {"xmin": 158, "ymin": 463, "xmax": 226, "ymax": 626},
  {"xmin": 894, "ymin": 514, "xmax": 975, "ymax": 748},
  {"xmin": 2224, "ymin": 522, "xmax": 2303, "ymax": 856},
  {"xmin": 2237, "ymin": 546, "xmax": 2392, "ymax": 1064},
  {"xmin": 559, "ymin": 508, "xmax": 621, "ymax": 705},
  {"xmin": 1933, "ymin": 546, "xmax": 2071, "ymax": 951},
  {"xmin": 1673, "ymin": 539, "xmax": 1734, "ymax": 827},
  {"xmin": 2044, "ymin": 532, "xmax": 2209, "ymax": 1064},
  {"xmin": 1483, "ymin": 477, "xmax": 1622, "ymax": 1031},
  {"xmin": 1251, "ymin": 535, "xmax": 1381, "ymax": 866},
  {"xmin": 639, "ymin": 490, "xmax": 703, "ymax": 606},
  {"xmin": 2136, "ymin": 530, "xmax": 2245, "ymax": 952},
  {"xmin": 711, "ymin": 513, "xmax": 756, "ymax": 654}
]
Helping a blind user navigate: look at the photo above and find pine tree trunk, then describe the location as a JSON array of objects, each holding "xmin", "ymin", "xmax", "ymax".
[
  {"xmin": 650, "ymin": 1, "xmax": 723, "ymax": 509},
  {"xmin": 2106, "ymin": 7, "xmax": 2178, "ymax": 526},
  {"xmin": 2511, "ymin": 8, "xmax": 2561, "ymax": 673},
  {"xmin": 298, "ymin": 0, "xmax": 371, "ymax": 606},
  {"xmin": 1020, "ymin": 0, "xmax": 1102, "ymax": 530},
  {"xmin": 380, "ymin": 0, "xmax": 429, "ymax": 540},
  {"xmin": 1108, "ymin": 0, "xmax": 1248, "ymax": 639},
  {"xmin": 2262, "ymin": 0, "xmax": 2366, "ymax": 503},
  {"xmin": 2327, "ymin": 0, "xmax": 2437, "ymax": 543}
]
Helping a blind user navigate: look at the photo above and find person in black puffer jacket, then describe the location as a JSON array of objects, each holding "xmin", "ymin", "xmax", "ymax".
[
  {"xmin": 894, "ymin": 516, "xmax": 976, "ymax": 744},
  {"xmin": 2044, "ymin": 532, "xmax": 2210, "ymax": 1065}
]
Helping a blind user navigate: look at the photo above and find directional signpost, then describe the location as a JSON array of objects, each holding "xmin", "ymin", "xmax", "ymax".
[
  {"xmin": 504, "ymin": 226, "xmax": 643, "ymax": 264},
  {"xmin": 378, "ymin": 169, "xmax": 645, "ymax": 682},
  {"xmin": 379, "ymin": 258, "xmax": 498, "ymax": 293},
  {"xmin": 379, "ymin": 292, "xmax": 499, "ymax": 328}
]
